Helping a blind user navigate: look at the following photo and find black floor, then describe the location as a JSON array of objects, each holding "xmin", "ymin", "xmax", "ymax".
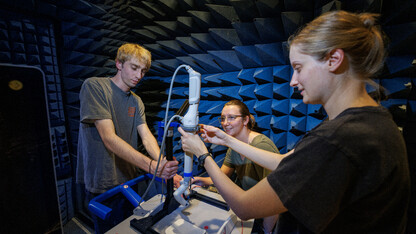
[{"xmin": 63, "ymin": 217, "xmax": 94, "ymax": 234}]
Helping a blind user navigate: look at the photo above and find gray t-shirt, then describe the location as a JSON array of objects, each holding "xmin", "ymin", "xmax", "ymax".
[
  {"xmin": 223, "ymin": 134, "xmax": 279, "ymax": 190},
  {"xmin": 76, "ymin": 77, "xmax": 146, "ymax": 193}
]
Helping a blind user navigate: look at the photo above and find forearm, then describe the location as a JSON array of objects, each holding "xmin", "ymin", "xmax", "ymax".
[
  {"xmin": 142, "ymin": 135, "xmax": 162, "ymax": 161},
  {"xmin": 203, "ymin": 156, "xmax": 285, "ymax": 220},
  {"xmin": 102, "ymin": 134, "xmax": 152, "ymax": 172},
  {"xmin": 193, "ymin": 176, "xmax": 214, "ymax": 186}
]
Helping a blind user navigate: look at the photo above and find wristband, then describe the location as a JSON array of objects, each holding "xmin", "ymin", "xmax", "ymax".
[{"xmin": 198, "ymin": 153, "xmax": 212, "ymax": 167}]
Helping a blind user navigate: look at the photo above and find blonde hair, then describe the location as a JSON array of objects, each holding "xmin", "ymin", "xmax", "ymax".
[
  {"xmin": 223, "ymin": 100, "xmax": 256, "ymax": 130},
  {"xmin": 289, "ymin": 10, "xmax": 386, "ymax": 83},
  {"xmin": 116, "ymin": 43, "xmax": 152, "ymax": 71}
]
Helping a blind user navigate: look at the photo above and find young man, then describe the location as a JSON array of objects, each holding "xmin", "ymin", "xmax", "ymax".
[{"xmin": 76, "ymin": 43, "xmax": 178, "ymax": 204}]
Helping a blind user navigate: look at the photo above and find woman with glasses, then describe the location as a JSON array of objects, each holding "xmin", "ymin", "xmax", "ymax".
[
  {"xmin": 176, "ymin": 99, "xmax": 280, "ymax": 233},
  {"xmin": 179, "ymin": 11, "xmax": 410, "ymax": 233}
]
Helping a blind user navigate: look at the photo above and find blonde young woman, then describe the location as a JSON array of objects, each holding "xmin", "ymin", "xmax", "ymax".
[{"xmin": 179, "ymin": 11, "xmax": 410, "ymax": 233}]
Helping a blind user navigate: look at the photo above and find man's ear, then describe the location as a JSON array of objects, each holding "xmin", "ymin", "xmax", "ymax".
[
  {"xmin": 327, "ymin": 48, "xmax": 345, "ymax": 72},
  {"xmin": 115, "ymin": 60, "xmax": 123, "ymax": 70}
]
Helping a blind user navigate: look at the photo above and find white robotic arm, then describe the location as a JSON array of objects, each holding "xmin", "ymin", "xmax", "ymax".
[{"xmin": 173, "ymin": 65, "xmax": 201, "ymax": 206}]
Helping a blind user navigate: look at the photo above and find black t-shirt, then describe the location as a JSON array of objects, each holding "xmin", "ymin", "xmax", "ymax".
[{"xmin": 267, "ymin": 106, "xmax": 410, "ymax": 233}]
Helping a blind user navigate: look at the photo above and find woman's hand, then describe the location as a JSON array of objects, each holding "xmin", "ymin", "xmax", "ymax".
[
  {"xmin": 199, "ymin": 124, "xmax": 229, "ymax": 146},
  {"xmin": 178, "ymin": 127, "xmax": 209, "ymax": 157}
]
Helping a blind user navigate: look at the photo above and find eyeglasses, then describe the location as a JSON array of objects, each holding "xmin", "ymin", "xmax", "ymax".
[{"xmin": 218, "ymin": 115, "xmax": 243, "ymax": 123}]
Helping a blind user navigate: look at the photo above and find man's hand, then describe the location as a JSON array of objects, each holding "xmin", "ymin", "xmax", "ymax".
[
  {"xmin": 151, "ymin": 159, "xmax": 178, "ymax": 179},
  {"xmin": 173, "ymin": 174, "xmax": 182, "ymax": 188}
]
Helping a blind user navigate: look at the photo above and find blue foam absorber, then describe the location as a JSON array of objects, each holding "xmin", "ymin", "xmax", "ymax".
[
  {"xmin": 254, "ymin": 67, "xmax": 274, "ymax": 84},
  {"xmin": 254, "ymin": 17, "xmax": 285, "ymax": 43},
  {"xmin": 271, "ymin": 115, "xmax": 289, "ymax": 133},
  {"xmin": 231, "ymin": 21, "xmax": 260, "ymax": 45},
  {"xmin": 9, "ymin": 31, "xmax": 23, "ymax": 43},
  {"xmin": 178, "ymin": 16, "xmax": 204, "ymax": 34},
  {"xmin": 255, "ymin": 43, "xmax": 287, "ymax": 66},
  {"xmin": 171, "ymin": 74, "xmax": 189, "ymax": 85},
  {"xmin": 237, "ymin": 68, "xmax": 257, "ymax": 84},
  {"xmin": 307, "ymin": 104, "xmax": 326, "ymax": 120},
  {"xmin": 156, "ymin": 21, "xmax": 187, "ymax": 37},
  {"xmin": 384, "ymin": 22, "xmax": 416, "ymax": 55},
  {"xmin": 199, "ymin": 115, "xmax": 212, "ymax": 125},
  {"xmin": 261, "ymin": 130, "xmax": 271, "ymax": 138},
  {"xmin": 272, "ymin": 99, "xmax": 290, "ymax": 116},
  {"xmin": 149, "ymin": 61, "xmax": 175, "ymax": 76},
  {"xmin": 10, "ymin": 42, "xmax": 23, "ymax": 54},
  {"xmin": 233, "ymin": 45, "xmax": 263, "ymax": 68},
  {"xmin": 281, "ymin": 11, "xmax": 313, "ymax": 38},
  {"xmin": 306, "ymin": 116, "xmax": 323, "ymax": 131},
  {"xmin": 385, "ymin": 55, "xmax": 415, "ymax": 74},
  {"xmin": 290, "ymin": 86, "xmax": 303, "ymax": 99},
  {"xmin": 270, "ymin": 132, "xmax": 287, "ymax": 150},
  {"xmin": 289, "ymin": 116, "xmax": 306, "ymax": 136},
  {"xmin": 254, "ymin": 83, "xmax": 274, "ymax": 100},
  {"xmin": 381, "ymin": 99, "xmax": 407, "ymax": 109},
  {"xmin": 209, "ymin": 28, "xmax": 242, "ymax": 49},
  {"xmin": 290, "ymin": 99, "xmax": 307, "ymax": 117},
  {"xmin": 206, "ymin": 4, "xmax": 239, "ymax": 28},
  {"xmin": 190, "ymin": 53, "xmax": 223, "ymax": 73},
  {"xmin": 176, "ymin": 56, "xmax": 207, "ymax": 74},
  {"xmin": 273, "ymin": 83, "xmax": 290, "ymax": 100},
  {"xmin": 173, "ymin": 144, "xmax": 183, "ymax": 155},
  {"xmin": 191, "ymin": 33, "xmax": 221, "ymax": 51},
  {"xmin": 239, "ymin": 84, "xmax": 257, "ymax": 100},
  {"xmin": 176, "ymin": 37, "xmax": 205, "ymax": 54},
  {"xmin": 408, "ymin": 100, "xmax": 416, "ymax": 117},
  {"xmin": 62, "ymin": 64, "xmax": 92, "ymax": 77},
  {"xmin": 254, "ymin": 99, "xmax": 273, "ymax": 115},
  {"xmin": 155, "ymin": 59, "xmax": 182, "ymax": 72},
  {"xmin": 203, "ymin": 87, "xmax": 223, "ymax": 98},
  {"xmin": 381, "ymin": 78, "xmax": 411, "ymax": 96},
  {"xmin": 164, "ymin": 98, "xmax": 187, "ymax": 109},
  {"xmin": 207, "ymin": 50, "xmax": 243, "ymax": 71},
  {"xmin": 230, "ymin": 0, "xmax": 259, "ymax": 21},
  {"xmin": 188, "ymin": 10, "xmax": 218, "ymax": 30},
  {"xmin": 256, "ymin": 115, "xmax": 272, "ymax": 131},
  {"xmin": 287, "ymin": 132, "xmax": 302, "ymax": 151},
  {"xmin": 217, "ymin": 71, "xmax": 241, "ymax": 86},
  {"xmin": 63, "ymin": 51, "xmax": 91, "ymax": 65},
  {"xmin": 204, "ymin": 73, "xmax": 223, "ymax": 86},
  {"xmin": 144, "ymin": 43, "xmax": 176, "ymax": 59},
  {"xmin": 201, "ymin": 101, "xmax": 227, "ymax": 114},
  {"xmin": 169, "ymin": 87, "xmax": 188, "ymax": 98},
  {"xmin": 155, "ymin": 110, "xmax": 175, "ymax": 120},
  {"xmin": 143, "ymin": 25, "xmax": 170, "ymax": 40},
  {"xmin": 273, "ymin": 65, "xmax": 291, "ymax": 83},
  {"xmin": 218, "ymin": 86, "xmax": 242, "ymax": 100},
  {"xmin": 366, "ymin": 80, "xmax": 380, "ymax": 94},
  {"xmin": 157, "ymin": 40, "xmax": 188, "ymax": 56},
  {"xmin": 0, "ymin": 51, "xmax": 11, "ymax": 62},
  {"xmin": 199, "ymin": 115, "xmax": 220, "ymax": 127},
  {"xmin": 27, "ymin": 54, "xmax": 40, "ymax": 64}
]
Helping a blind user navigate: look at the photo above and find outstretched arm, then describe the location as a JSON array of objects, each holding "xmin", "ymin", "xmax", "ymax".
[
  {"xmin": 198, "ymin": 125, "xmax": 292, "ymax": 170},
  {"xmin": 95, "ymin": 119, "xmax": 178, "ymax": 179},
  {"xmin": 204, "ymin": 156, "xmax": 287, "ymax": 219},
  {"xmin": 179, "ymin": 127, "xmax": 287, "ymax": 219}
]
